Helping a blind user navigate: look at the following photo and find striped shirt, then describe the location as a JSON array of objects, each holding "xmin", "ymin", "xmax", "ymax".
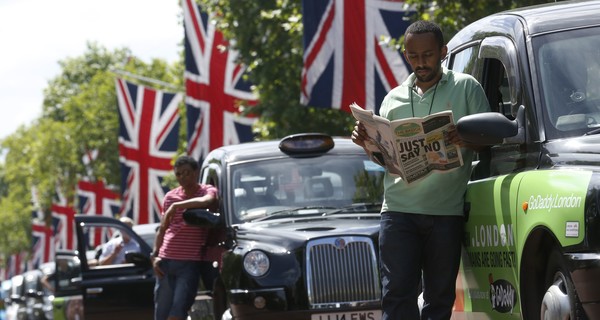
[{"xmin": 158, "ymin": 184, "xmax": 217, "ymax": 261}]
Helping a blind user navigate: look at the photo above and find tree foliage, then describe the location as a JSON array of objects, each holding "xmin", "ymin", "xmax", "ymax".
[{"xmin": 0, "ymin": 43, "xmax": 183, "ymax": 256}]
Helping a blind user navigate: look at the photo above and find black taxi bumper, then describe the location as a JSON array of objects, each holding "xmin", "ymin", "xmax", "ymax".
[{"xmin": 228, "ymin": 288, "xmax": 381, "ymax": 320}]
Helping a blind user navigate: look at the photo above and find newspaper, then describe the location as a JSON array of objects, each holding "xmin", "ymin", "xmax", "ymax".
[{"xmin": 350, "ymin": 103, "xmax": 463, "ymax": 184}]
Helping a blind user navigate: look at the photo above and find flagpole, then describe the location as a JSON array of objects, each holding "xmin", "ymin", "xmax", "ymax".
[{"xmin": 110, "ymin": 68, "xmax": 182, "ymax": 92}]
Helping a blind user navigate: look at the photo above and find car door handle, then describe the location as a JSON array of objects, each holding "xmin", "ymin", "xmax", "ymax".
[{"xmin": 87, "ymin": 287, "xmax": 103, "ymax": 294}]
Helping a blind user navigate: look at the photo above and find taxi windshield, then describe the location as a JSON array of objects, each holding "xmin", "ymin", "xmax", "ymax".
[
  {"xmin": 535, "ymin": 26, "xmax": 600, "ymax": 139},
  {"xmin": 228, "ymin": 154, "xmax": 384, "ymax": 223}
]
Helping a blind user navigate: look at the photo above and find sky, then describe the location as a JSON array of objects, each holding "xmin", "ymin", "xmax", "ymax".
[{"xmin": 0, "ymin": 0, "xmax": 183, "ymax": 140}]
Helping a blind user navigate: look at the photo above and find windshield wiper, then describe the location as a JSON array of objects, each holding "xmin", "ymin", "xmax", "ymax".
[
  {"xmin": 585, "ymin": 127, "xmax": 600, "ymax": 136},
  {"xmin": 253, "ymin": 206, "xmax": 337, "ymax": 222},
  {"xmin": 321, "ymin": 202, "xmax": 382, "ymax": 216}
]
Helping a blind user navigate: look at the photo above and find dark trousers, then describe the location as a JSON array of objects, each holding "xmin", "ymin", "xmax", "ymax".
[{"xmin": 379, "ymin": 212, "xmax": 464, "ymax": 320}]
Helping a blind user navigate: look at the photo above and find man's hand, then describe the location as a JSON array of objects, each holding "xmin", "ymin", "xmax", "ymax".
[
  {"xmin": 351, "ymin": 121, "xmax": 368, "ymax": 149},
  {"xmin": 163, "ymin": 204, "xmax": 178, "ymax": 223},
  {"xmin": 152, "ymin": 256, "xmax": 164, "ymax": 278},
  {"xmin": 446, "ymin": 124, "xmax": 462, "ymax": 146},
  {"xmin": 447, "ymin": 124, "xmax": 486, "ymax": 152}
]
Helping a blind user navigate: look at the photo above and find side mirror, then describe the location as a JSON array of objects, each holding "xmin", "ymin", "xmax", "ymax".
[
  {"xmin": 183, "ymin": 208, "xmax": 223, "ymax": 228},
  {"xmin": 457, "ymin": 108, "xmax": 523, "ymax": 145},
  {"xmin": 124, "ymin": 252, "xmax": 152, "ymax": 269}
]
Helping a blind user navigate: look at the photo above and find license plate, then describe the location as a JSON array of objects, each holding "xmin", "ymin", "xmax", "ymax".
[{"xmin": 311, "ymin": 310, "xmax": 382, "ymax": 320}]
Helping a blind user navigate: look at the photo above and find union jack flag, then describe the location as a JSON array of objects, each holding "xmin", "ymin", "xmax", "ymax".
[
  {"xmin": 4, "ymin": 252, "xmax": 28, "ymax": 279},
  {"xmin": 301, "ymin": 0, "xmax": 414, "ymax": 113},
  {"xmin": 116, "ymin": 78, "xmax": 182, "ymax": 224},
  {"xmin": 77, "ymin": 178, "xmax": 121, "ymax": 248},
  {"xmin": 52, "ymin": 190, "xmax": 77, "ymax": 250},
  {"xmin": 31, "ymin": 218, "xmax": 54, "ymax": 268},
  {"xmin": 183, "ymin": 0, "xmax": 258, "ymax": 162}
]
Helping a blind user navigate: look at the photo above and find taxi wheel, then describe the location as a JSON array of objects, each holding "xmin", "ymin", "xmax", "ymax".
[
  {"xmin": 540, "ymin": 250, "xmax": 585, "ymax": 320},
  {"xmin": 212, "ymin": 276, "xmax": 227, "ymax": 320},
  {"xmin": 220, "ymin": 308, "xmax": 233, "ymax": 320}
]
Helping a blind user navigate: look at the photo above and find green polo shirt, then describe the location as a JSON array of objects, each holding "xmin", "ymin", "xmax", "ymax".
[{"xmin": 378, "ymin": 67, "xmax": 490, "ymax": 216}]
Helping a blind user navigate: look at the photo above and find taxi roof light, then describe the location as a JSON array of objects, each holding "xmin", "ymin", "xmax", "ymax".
[{"xmin": 279, "ymin": 133, "xmax": 334, "ymax": 154}]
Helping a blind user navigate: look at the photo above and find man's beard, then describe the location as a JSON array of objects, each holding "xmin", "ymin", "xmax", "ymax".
[{"xmin": 415, "ymin": 63, "xmax": 441, "ymax": 83}]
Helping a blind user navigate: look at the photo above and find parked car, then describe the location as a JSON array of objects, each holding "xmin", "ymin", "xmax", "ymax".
[
  {"xmin": 21, "ymin": 268, "xmax": 52, "ymax": 320},
  {"xmin": 132, "ymin": 222, "xmax": 160, "ymax": 249},
  {"xmin": 83, "ymin": 222, "xmax": 160, "ymax": 266},
  {"xmin": 37, "ymin": 262, "xmax": 54, "ymax": 320},
  {"xmin": 446, "ymin": 0, "xmax": 600, "ymax": 318},
  {"xmin": 1, "ymin": 279, "xmax": 11, "ymax": 320},
  {"xmin": 53, "ymin": 218, "xmax": 154, "ymax": 320},
  {"xmin": 8, "ymin": 275, "xmax": 26, "ymax": 320},
  {"xmin": 190, "ymin": 133, "xmax": 385, "ymax": 320}
]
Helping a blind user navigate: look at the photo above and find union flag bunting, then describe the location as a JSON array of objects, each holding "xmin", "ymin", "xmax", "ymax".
[
  {"xmin": 183, "ymin": 0, "xmax": 258, "ymax": 162},
  {"xmin": 116, "ymin": 78, "xmax": 182, "ymax": 224},
  {"xmin": 5, "ymin": 252, "xmax": 28, "ymax": 279},
  {"xmin": 77, "ymin": 178, "xmax": 121, "ymax": 247},
  {"xmin": 31, "ymin": 218, "xmax": 54, "ymax": 268},
  {"xmin": 301, "ymin": 0, "xmax": 414, "ymax": 113},
  {"xmin": 52, "ymin": 190, "xmax": 77, "ymax": 250}
]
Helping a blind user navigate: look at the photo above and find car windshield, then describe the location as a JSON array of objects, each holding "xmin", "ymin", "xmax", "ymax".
[
  {"xmin": 229, "ymin": 154, "xmax": 384, "ymax": 223},
  {"xmin": 535, "ymin": 26, "xmax": 600, "ymax": 139}
]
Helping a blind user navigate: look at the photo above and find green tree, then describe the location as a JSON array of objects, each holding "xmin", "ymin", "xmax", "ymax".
[
  {"xmin": 0, "ymin": 43, "xmax": 183, "ymax": 257},
  {"xmin": 0, "ymin": 127, "xmax": 41, "ymax": 254}
]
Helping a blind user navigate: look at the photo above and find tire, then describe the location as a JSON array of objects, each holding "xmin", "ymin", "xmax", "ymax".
[
  {"xmin": 212, "ymin": 276, "xmax": 227, "ymax": 320},
  {"xmin": 220, "ymin": 308, "xmax": 233, "ymax": 320},
  {"xmin": 540, "ymin": 249, "xmax": 586, "ymax": 320}
]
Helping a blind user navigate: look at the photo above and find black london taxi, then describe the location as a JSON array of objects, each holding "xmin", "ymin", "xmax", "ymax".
[
  {"xmin": 52, "ymin": 217, "xmax": 156, "ymax": 320},
  {"xmin": 444, "ymin": 0, "xmax": 600, "ymax": 318},
  {"xmin": 194, "ymin": 133, "xmax": 385, "ymax": 320}
]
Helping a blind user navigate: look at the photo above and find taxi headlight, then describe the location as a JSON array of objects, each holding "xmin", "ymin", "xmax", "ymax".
[{"xmin": 243, "ymin": 250, "xmax": 270, "ymax": 277}]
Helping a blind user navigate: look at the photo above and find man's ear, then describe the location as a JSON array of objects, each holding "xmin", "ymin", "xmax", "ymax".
[{"xmin": 441, "ymin": 45, "xmax": 448, "ymax": 60}]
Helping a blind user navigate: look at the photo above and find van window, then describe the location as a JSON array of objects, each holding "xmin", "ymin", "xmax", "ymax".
[{"xmin": 449, "ymin": 45, "xmax": 479, "ymax": 76}]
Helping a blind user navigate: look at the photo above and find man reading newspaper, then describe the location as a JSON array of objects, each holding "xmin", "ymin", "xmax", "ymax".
[
  {"xmin": 350, "ymin": 20, "xmax": 490, "ymax": 320},
  {"xmin": 350, "ymin": 104, "xmax": 463, "ymax": 184}
]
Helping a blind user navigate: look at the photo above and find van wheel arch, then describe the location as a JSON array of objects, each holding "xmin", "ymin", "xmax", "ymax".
[
  {"xmin": 520, "ymin": 228, "xmax": 555, "ymax": 319},
  {"xmin": 541, "ymin": 248, "xmax": 586, "ymax": 319}
]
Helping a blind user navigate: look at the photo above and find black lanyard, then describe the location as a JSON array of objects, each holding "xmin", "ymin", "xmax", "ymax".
[{"xmin": 410, "ymin": 81, "xmax": 439, "ymax": 117}]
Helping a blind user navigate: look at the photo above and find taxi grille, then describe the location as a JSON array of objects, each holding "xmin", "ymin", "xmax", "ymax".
[{"xmin": 306, "ymin": 236, "xmax": 381, "ymax": 308}]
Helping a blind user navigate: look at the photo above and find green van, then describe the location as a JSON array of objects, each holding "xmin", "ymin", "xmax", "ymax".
[{"xmin": 448, "ymin": 0, "xmax": 600, "ymax": 318}]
